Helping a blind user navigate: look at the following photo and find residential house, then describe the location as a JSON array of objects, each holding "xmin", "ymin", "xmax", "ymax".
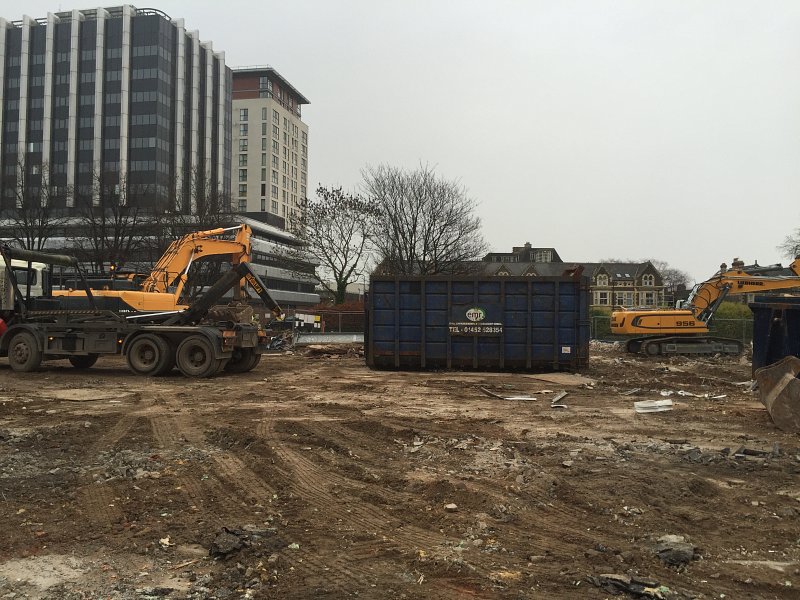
[{"xmin": 482, "ymin": 243, "xmax": 665, "ymax": 308}]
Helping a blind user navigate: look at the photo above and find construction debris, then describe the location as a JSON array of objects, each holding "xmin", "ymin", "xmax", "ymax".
[
  {"xmin": 634, "ymin": 399, "xmax": 674, "ymax": 414},
  {"xmin": 551, "ymin": 391, "xmax": 568, "ymax": 408}
]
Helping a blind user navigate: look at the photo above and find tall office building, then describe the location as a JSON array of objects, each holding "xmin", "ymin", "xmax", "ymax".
[
  {"xmin": 231, "ymin": 67, "xmax": 309, "ymax": 220},
  {"xmin": 0, "ymin": 5, "xmax": 230, "ymax": 212}
]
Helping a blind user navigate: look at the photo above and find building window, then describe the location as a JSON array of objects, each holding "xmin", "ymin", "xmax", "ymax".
[
  {"xmin": 239, "ymin": 154, "xmax": 247, "ymax": 166},
  {"xmin": 273, "ymin": 125, "xmax": 279, "ymax": 139},
  {"xmin": 271, "ymin": 170, "xmax": 278, "ymax": 184},
  {"xmin": 273, "ymin": 110, "xmax": 279, "ymax": 124},
  {"xmin": 642, "ymin": 274, "xmax": 655, "ymax": 287},
  {"xmin": 271, "ymin": 185, "xmax": 278, "ymax": 198},
  {"xmin": 596, "ymin": 274, "xmax": 609, "ymax": 286},
  {"xmin": 261, "ymin": 168, "xmax": 267, "ymax": 181},
  {"xmin": 594, "ymin": 291, "xmax": 609, "ymax": 306},
  {"xmin": 239, "ymin": 123, "xmax": 248, "ymax": 136},
  {"xmin": 272, "ymin": 155, "xmax": 279, "ymax": 168},
  {"xmin": 239, "ymin": 184, "xmax": 247, "ymax": 196},
  {"xmin": 615, "ymin": 292, "xmax": 634, "ymax": 307},
  {"xmin": 261, "ymin": 107, "xmax": 268, "ymax": 120},
  {"xmin": 272, "ymin": 200, "xmax": 278, "ymax": 212},
  {"xmin": 239, "ymin": 108, "xmax": 248, "ymax": 122},
  {"xmin": 641, "ymin": 292, "xmax": 656, "ymax": 306},
  {"xmin": 239, "ymin": 169, "xmax": 247, "ymax": 182},
  {"xmin": 239, "ymin": 139, "xmax": 248, "ymax": 151},
  {"xmin": 238, "ymin": 199, "xmax": 247, "ymax": 211}
]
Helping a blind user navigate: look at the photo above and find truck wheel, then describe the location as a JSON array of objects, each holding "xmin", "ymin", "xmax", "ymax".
[
  {"xmin": 127, "ymin": 334, "xmax": 170, "ymax": 376},
  {"xmin": 176, "ymin": 335, "xmax": 218, "ymax": 378},
  {"xmin": 153, "ymin": 340, "xmax": 176, "ymax": 376},
  {"xmin": 224, "ymin": 347, "xmax": 261, "ymax": 373},
  {"xmin": 69, "ymin": 354, "xmax": 99, "ymax": 369},
  {"xmin": 8, "ymin": 332, "xmax": 42, "ymax": 372}
]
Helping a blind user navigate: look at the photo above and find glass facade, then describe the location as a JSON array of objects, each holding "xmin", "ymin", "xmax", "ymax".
[{"xmin": 0, "ymin": 7, "xmax": 231, "ymax": 213}]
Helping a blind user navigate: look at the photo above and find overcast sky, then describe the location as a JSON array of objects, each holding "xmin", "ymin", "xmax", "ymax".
[{"xmin": 14, "ymin": 0, "xmax": 800, "ymax": 283}]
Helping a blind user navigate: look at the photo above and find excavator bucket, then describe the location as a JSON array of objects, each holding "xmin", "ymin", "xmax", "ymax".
[{"xmin": 754, "ymin": 355, "xmax": 800, "ymax": 433}]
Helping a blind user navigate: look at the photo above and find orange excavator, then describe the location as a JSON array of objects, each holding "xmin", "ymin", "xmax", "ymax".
[
  {"xmin": 54, "ymin": 224, "xmax": 282, "ymax": 318},
  {"xmin": 611, "ymin": 257, "xmax": 800, "ymax": 356}
]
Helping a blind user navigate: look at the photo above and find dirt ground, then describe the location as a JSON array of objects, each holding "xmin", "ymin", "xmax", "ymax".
[{"xmin": 0, "ymin": 342, "xmax": 798, "ymax": 599}]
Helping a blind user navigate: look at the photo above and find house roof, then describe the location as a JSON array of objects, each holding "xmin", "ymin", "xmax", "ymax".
[
  {"xmin": 580, "ymin": 262, "xmax": 653, "ymax": 280},
  {"xmin": 482, "ymin": 261, "xmax": 583, "ymax": 277}
]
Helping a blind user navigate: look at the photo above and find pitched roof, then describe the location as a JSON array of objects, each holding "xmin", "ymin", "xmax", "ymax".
[{"xmin": 580, "ymin": 262, "xmax": 653, "ymax": 280}]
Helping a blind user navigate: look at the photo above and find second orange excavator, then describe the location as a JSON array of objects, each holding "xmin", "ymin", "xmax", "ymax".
[{"xmin": 611, "ymin": 257, "xmax": 800, "ymax": 356}]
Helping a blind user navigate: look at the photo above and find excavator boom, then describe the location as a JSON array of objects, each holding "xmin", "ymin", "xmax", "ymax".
[{"xmin": 141, "ymin": 225, "xmax": 251, "ymax": 295}]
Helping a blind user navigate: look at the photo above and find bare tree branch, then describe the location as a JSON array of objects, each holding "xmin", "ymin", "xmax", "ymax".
[
  {"xmin": 362, "ymin": 164, "xmax": 487, "ymax": 275},
  {"xmin": 3, "ymin": 157, "xmax": 70, "ymax": 251},
  {"xmin": 287, "ymin": 186, "xmax": 373, "ymax": 304}
]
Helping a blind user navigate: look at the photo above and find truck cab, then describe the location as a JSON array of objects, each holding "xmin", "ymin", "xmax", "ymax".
[{"xmin": 0, "ymin": 258, "xmax": 49, "ymax": 308}]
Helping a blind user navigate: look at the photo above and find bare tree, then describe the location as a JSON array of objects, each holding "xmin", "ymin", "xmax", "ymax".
[
  {"xmin": 288, "ymin": 185, "xmax": 374, "ymax": 304},
  {"xmin": 3, "ymin": 158, "xmax": 70, "ymax": 251},
  {"xmin": 362, "ymin": 164, "xmax": 487, "ymax": 275},
  {"xmin": 643, "ymin": 259, "xmax": 691, "ymax": 294},
  {"xmin": 71, "ymin": 172, "xmax": 145, "ymax": 273},
  {"xmin": 779, "ymin": 228, "xmax": 800, "ymax": 260}
]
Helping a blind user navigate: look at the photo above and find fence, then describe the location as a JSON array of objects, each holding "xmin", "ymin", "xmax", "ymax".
[
  {"xmin": 590, "ymin": 316, "xmax": 753, "ymax": 344},
  {"xmin": 285, "ymin": 311, "xmax": 755, "ymax": 343},
  {"xmin": 283, "ymin": 310, "xmax": 365, "ymax": 333}
]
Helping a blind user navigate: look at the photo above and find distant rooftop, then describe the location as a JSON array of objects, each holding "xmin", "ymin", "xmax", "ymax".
[
  {"xmin": 232, "ymin": 65, "xmax": 310, "ymax": 104},
  {"xmin": 10, "ymin": 6, "xmax": 171, "ymax": 27}
]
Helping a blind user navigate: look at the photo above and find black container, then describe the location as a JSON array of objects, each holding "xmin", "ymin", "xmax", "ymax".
[
  {"xmin": 366, "ymin": 275, "xmax": 590, "ymax": 371},
  {"xmin": 750, "ymin": 296, "xmax": 800, "ymax": 374}
]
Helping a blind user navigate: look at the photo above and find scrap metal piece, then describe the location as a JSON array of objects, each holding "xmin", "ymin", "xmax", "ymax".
[
  {"xmin": 634, "ymin": 399, "xmax": 674, "ymax": 413},
  {"xmin": 754, "ymin": 355, "xmax": 800, "ymax": 433},
  {"xmin": 551, "ymin": 390, "xmax": 568, "ymax": 408}
]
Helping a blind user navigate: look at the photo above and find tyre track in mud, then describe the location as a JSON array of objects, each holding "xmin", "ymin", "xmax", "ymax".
[
  {"xmin": 256, "ymin": 420, "xmax": 476, "ymax": 593},
  {"xmin": 267, "ymin": 411, "xmax": 602, "ymax": 577},
  {"xmin": 309, "ymin": 415, "xmax": 605, "ymax": 565},
  {"xmin": 75, "ymin": 481, "xmax": 126, "ymax": 531},
  {"xmin": 76, "ymin": 412, "xmax": 144, "ymax": 531},
  {"xmin": 149, "ymin": 409, "xmax": 279, "ymax": 529}
]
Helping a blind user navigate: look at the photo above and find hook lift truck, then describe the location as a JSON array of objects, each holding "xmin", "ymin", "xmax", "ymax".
[{"xmin": 0, "ymin": 244, "xmax": 283, "ymax": 378}]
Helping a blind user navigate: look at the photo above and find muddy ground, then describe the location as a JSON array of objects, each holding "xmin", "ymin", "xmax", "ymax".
[{"xmin": 0, "ymin": 342, "xmax": 798, "ymax": 599}]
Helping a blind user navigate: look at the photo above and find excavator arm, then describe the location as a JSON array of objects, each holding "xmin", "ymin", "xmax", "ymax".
[
  {"xmin": 687, "ymin": 256, "xmax": 800, "ymax": 321},
  {"xmin": 141, "ymin": 225, "xmax": 252, "ymax": 297}
]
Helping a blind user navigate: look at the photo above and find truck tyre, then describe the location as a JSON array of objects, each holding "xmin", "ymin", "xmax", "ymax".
[
  {"xmin": 153, "ymin": 339, "xmax": 176, "ymax": 376},
  {"xmin": 8, "ymin": 331, "xmax": 42, "ymax": 372},
  {"xmin": 176, "ymin": 335, "xmax": 218, "ymax": 378},
  {"xmin": 224, "ymin": 347, "xmax": 261, "ymax": 373},
  {"xmin": 127, "ymin": 334, "xmax": 170, "ymax": 376},
  {"xmin": 69, "ymin": 354, "xmax": 99, "ymax": 369}
]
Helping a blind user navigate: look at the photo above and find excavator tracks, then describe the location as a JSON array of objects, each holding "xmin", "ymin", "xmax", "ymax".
[{"xmin": 626, "ymin": 336, "xmax": 743, "ymax": 357}]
